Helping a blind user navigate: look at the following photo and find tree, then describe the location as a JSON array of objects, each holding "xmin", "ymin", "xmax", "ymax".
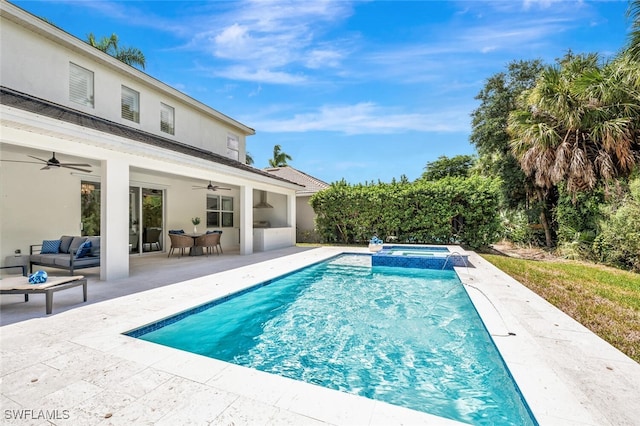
[
  {"xmin": 627, "ymin": 0, "xmax": 640, "ymax": 62},
  {"xmin": 508, "ymin": 52, "xmax": 640, "ymax": 246},
  {"xmin": 268, "ymin": 144, "xmax": 292, "ymax": 167},
  {"xmin": 86, "ymin": 33, "xmax": 146, "ymax": 69},
  {"xmin": 470, "ymin": 60, "xmax": 544, "ymax": 209},
  {"xmin": 509, "ymin": 53, "xmax": 639, "ymax": 195},
  {"xmin": 420, "ymin": 155, "xmax": 476, "ymax": 181},
  {"xmin": 245, "ymin": 151, "xmax": 254, "ymax": 166}
]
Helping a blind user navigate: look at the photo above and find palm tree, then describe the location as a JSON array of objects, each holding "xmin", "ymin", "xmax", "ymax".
[
  {"xmin": 86, "ymin": 33, "xmax": 146, "ymax": 69},
  {"xmin": 268, "ymin": 144, "xmax": 292, "ymax": 167},
  {"xmin": 508, "ymin": 52, "xmax": 640, "ymax": 245},
  {"xmin": 627, "ymin": 0, "xmax": 640, "ymax": 62},
  {"xmin": 510, "ymin": 53, "xmax": 638, "ymax": 194},
  {"xmin": 245, "ymin": 151, "xmax": 254, "ymax": 166}
]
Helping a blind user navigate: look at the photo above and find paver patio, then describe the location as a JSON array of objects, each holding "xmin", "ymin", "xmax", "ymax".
[{"xmin": 1, "ymin": 246, "xmax": 639, "ymax": 425}]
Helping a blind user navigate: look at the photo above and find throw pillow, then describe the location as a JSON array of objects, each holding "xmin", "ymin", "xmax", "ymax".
[
  {"xmin": 75, "ymin": 240, "xmax": 92, "ymax": 259},
  {"xmin": 41, "ymin": 239, "xmax": 61, "ymax": 254},
  {"xmin": 69, "ymin": 236, "xmax": 86, "ymax": 254},
  {"xmin": 169, "ymin": 229, "xmax": 185, "ymax": 234}
]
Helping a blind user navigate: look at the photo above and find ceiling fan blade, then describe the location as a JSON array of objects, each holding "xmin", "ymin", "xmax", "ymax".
[
  {"xmin": 62, "ymin": 165, "xmax": 92, "ymax": 173},
  {"xmin": 41, "ymin": 165, "xmax": 51, "ymax": 170},
  {"xmin": 216, "ymin": 187, "xmax": 231, "ymax": 190},
  {"xmin": 0, "ymin": 159, "xmax": 46, "ymax": 164},
  {"xmin": 61, "ymin": 162, "xmax": 92, "ymax": 167},
  {"xmin": 192, "ymin": 186, "xmax": 206, "ymax": 190},
  {"xmin": 27, "ymin": 155, "xmax": 48, "ymax": 163}
]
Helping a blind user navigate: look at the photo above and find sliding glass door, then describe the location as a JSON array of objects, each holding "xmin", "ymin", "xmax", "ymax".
[
  {"xmin": 81, "ymin": 181, "xmax": 101, "ymax": 236},
  {"xmin": 129, "ymin": 187, "xmax": 164, "ymax": 254}
]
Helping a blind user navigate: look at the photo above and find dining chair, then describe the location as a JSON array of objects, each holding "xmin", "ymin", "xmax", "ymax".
[
  {"xmin": 195, "ymin": 232, "xmax": 220, "ymax": 256},
  {"xmin": 167, "ymin": 233, "xmax": 194, "ymax": 258}
]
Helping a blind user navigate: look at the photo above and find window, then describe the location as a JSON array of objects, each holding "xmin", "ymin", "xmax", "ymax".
[
  {"xmin": 121, "ymin": 86, "xmax": 140, "ymax": 123},
  {"xmin": 206, "ymin": 195, "xmax": 234, "ymax": 228},
  {"xmin": 69, "ymin": 63, "xmax": 94, "ymax": 107},
  {"xmin": 226, "ymin": 134, "xmax": 239, "ymax": 161},
  {"xmin": 160, "ymin": 103, "xmax": 175, "ymax": 135}
]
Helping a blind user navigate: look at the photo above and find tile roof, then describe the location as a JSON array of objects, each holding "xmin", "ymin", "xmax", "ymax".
[
  {"xmin": 0, "ymin": 86, "xmax": 298, "ymax": 187},
  {"xmin": 264, "ymin": 166, "xmax": 330, "ymax": 195}
]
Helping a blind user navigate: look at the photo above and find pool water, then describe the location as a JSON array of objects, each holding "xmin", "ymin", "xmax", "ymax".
[{"xmin": 129, "ymin": 255, "xmax": 536, "ymax": 425}]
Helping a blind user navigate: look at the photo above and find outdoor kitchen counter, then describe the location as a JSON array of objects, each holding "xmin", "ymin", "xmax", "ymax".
[{"xmin": 253, "ymin": 227, "xmax": 295, "ymax": 252}]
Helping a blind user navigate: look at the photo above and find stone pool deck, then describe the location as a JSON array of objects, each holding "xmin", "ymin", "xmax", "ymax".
[{"xmin": 1, "ymin": 246, "xmax": 639, "ymax": 425}]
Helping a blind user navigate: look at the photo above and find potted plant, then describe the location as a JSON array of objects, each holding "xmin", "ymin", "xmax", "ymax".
[{"xmin": 191, "ymin": 217, "xmax": 201, "ymax": 233}]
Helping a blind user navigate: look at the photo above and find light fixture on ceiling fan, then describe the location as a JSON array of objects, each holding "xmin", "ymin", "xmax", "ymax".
[
  {"xmin": 192, "ymin": 181, "xmax": 231, "ymax": 191},
  {"xmin": 1, "ymin": 151, "xmax": 92, "ymax": 173}
]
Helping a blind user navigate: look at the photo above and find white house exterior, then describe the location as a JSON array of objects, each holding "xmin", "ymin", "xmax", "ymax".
[
  {"xmin": 265, "ymin": 166, "xmax": 329, "ymax": 243},
  {"xmin": 0, "ymin": 1, "xmax": 300, "ymax": 280}
]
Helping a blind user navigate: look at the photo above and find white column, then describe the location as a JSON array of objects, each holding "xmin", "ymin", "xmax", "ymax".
[
  {"xmin": 100, "ymin": 159, "xmax": 130, "ymax": 280},
  {"xmin": 287, "ymin": 190, "xmax": 297, "ymax": 245},
  {"xmin": 239, "ymin": 185, "xmax": 253, "ymax": 255}
]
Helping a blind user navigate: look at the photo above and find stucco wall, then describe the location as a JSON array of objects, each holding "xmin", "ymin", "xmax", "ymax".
[
  {"xmin": 0, "ymin": 11, "xmax": 248, "ymax": 160},
  {"xmin": 296, "ymin": 196, "xmax": 316, "ymax": 231},
  {"xmin": 0, "ymin": 151, "xmax": 83, "ymax": 259}
]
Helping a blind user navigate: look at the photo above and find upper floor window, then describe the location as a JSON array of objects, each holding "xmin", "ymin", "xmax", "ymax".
[
  {"xmin": 227, "ymin": 134, "xmax": 239, "ymax": 161},
  {"xmin": 121, "ymin": 86, "xmax": 140, "ymax": 123},
  {"xmin": 160, "ymin": 103, "xmax": 175, "ymax": 135},
  {"xmin": 69, "ymin": 63, "xmax": 94, "ymax": 107}
]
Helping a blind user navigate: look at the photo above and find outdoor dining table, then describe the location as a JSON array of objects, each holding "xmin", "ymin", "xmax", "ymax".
[{"xmin": 184, "ymin": 233, "xmax": 204, "ymax": 256}]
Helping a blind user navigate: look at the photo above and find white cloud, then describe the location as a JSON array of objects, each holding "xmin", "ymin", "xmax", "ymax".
[
  {"xmin": 305, "ymin": 48, "xmax": 344, "ymax": 69},
  {"xmin": 522, "ymin": 0, "xmax": 579, "ymax": 10},
  {"xmin": 185, "ymin": 0, "xmax": 354, "ymax": 81},
  {"xmin": 214, "ymin": 23, "xmax": 250, "ymax": 54},
  {"xmin": 250, "ymin": 102, "xmax": 470, "ymax": 135},
  {"xmin": 212, "ymin": 65, "xmax": 307, "ymax": 85}
]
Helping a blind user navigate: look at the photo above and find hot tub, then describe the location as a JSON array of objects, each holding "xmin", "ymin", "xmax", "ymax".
[{"xmin": 372, "ymin": 245, "xmax": 468, "ymax": 269}]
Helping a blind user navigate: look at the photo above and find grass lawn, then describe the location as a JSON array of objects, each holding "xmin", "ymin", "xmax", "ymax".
[{"xmin": 481, "ymin": 254, "xmax": 640, "ymax": 363}]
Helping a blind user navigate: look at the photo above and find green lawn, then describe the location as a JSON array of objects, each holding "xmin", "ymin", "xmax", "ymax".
[{"xmin": 481, "ymin": 254, "xmax": 640, "ymax": 363}]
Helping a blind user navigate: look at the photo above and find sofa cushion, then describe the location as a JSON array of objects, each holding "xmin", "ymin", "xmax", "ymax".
[
  {"xmin": 75, "ymin": 240, "xmax": 92, "ymax": 259},
  {"xmin": 30, "ymin": 254, "xmax": 66, "ymax": 264},
  {"xmin": 59, "ymin": 235, "xmax": 75, "ymax": 253},
  {"xmin": 41, "ymin": 240, "xmax": 61, "ymax": 254},
  {"xmin": 53, "ymin": 256, "xmax": 100, "ymax": 268},
  {"xmin": 69, "ymin": 237, "xmax": 87, "ymax": 254},
  {"xmin": 86, "ymin": 236, "xmax": 101, "ymax": 257}
]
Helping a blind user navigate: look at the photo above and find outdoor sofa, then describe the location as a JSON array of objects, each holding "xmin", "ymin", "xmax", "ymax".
[{"xmin": 30, "ymin": 235, "xmax": 100, "ymax": 275}]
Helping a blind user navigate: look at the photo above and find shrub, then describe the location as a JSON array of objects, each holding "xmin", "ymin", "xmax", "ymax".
[
  {"xmin": 310, "ymin": 176, "xmax": 501, "ymax": 250},
  {"xmin": 499, "ymin": 209, "xmax": 535, "ymax": 244},
  {"xmin": 593, "ymin": 178, "xmax": 640, "ymax": 271},
  {"xmin": 554, "ymin": 183, "xmax": 603, "ymax": 249}
]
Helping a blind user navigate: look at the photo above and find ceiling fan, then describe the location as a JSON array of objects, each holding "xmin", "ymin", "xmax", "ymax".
[
  {"xmin": 1, "ymin": 152, "xmax": 92, "ymax": 173},
  {"xmin": 192, "ymin": 181, "xmax": 231, "ymax": 191}
]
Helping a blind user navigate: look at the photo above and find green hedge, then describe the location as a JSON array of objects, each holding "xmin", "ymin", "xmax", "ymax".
[{"xmin": 310, "ymin": 176, "xmax": 501, "ymax": 249}]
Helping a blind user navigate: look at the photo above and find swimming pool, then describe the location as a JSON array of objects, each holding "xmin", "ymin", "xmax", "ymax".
[{"xmin": 127, "ymin": 255, "xmax": 536, "ymax": 425}]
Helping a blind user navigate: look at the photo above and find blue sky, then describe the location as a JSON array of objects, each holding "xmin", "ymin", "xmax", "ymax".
[{"xmin": 13, "ymin": 0, "xmax": 631, "ymax": 184}]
